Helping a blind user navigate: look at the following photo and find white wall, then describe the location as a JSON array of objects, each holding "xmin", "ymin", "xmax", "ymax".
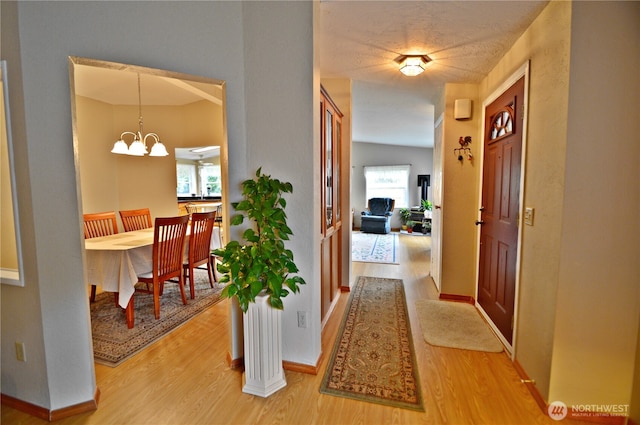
[
  {"xmin": 241, "ymin": 1, "xmax": 320, "ymax": 366},
  {"xmin": 0, "ymin": 0, "xmax": 319, "ymax": 411},
  {"xmin": 352, "ymin": 142, "xmax": 433, "ymax": 229}
]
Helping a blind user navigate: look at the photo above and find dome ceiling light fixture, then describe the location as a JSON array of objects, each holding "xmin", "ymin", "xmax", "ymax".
[{"xmin": 395, "ymin": 54, "xmax": 432, "ymax": 77}]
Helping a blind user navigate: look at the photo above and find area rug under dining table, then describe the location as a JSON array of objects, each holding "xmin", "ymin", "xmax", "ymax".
[
  {"xmin": 91, "ymin": 269, "xmax": 224, "ymax": 367},
  {"xmin": 320, "ymin": 276, "xmax": 424, "ymax": 411}
]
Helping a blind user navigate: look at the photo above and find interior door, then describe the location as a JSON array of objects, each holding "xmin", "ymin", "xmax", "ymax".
[
  {"xmin": 430, "ymin": 115, "xmax": 444, "ymax": 291},
  {"xmin": 477, "ymin": 76, "xmax": 524, "ymax": 344}
]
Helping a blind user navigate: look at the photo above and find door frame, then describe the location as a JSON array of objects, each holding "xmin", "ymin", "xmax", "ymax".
[{"xmin": 474, "ymin": 61, "xmax": 530, "ymax": 358}]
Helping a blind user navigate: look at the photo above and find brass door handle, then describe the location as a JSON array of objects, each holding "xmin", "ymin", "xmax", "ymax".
[
  {"xmin": 475, "ymin": 220, "xmax": 485, "ymax": 225},
  {"xmin": 434, "ymin": 205, "xmax": 442, "ymax": 209}
]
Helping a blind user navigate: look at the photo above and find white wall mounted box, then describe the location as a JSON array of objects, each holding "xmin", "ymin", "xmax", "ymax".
[{"xmin": 454, "ymin": 99, "xmax": 472, "ymax": 120}]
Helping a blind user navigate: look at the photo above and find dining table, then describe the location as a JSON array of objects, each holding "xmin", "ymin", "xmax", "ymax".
[{"xmin": 84, "ymin": 225, "xmax": 222, "ymax": 328}]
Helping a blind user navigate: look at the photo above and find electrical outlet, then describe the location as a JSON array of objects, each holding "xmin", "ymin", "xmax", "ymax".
[
  {"xmin": 297, "ymin": 311, "xmax": 307, "ymax": 328},
  {"xmin": 15, "ymin": 342, "xmax": 26, "ymax": 362},
  {"xmin": 524, "ymin": 207, "xmax": 534, "ymax": 226}
]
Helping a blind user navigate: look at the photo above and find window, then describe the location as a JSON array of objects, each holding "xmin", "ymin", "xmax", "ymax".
[
  {"xmin": 199, "ymin": 164, "xmax": 221, "ymax": 197},
  {"xmin": 176, "ymin": 163, "xmax": 196, "ymax": 196},
  {"xmin": 364, "ymin": 165, "xmax": 410, "ymax": 208},
  {"xmin": 177, "ymin": 162, "xmax": 221, "ymax": 197}
]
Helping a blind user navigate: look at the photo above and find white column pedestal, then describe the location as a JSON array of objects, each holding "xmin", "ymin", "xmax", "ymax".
[{"xmin": 242, "ymin": 292, "xmax": 286, "ymax": 397}]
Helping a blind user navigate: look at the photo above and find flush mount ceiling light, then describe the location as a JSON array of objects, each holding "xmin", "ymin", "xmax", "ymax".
[
  {"xmin": 111, "ymin": 73, "xmax": 169, "ymax": 157},
  {"xmin": 396, "ymin": 55, "xmax": 432, "ymax": 77},
  {"xmin": 190, "ymin": 146, "xmax": 219, "ymax": 153}
]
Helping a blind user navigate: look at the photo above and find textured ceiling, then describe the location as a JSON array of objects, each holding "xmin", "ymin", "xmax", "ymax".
[
  {"xmin": 319, "ymin": 1, "xmax": 548, "ymax": 147},
  {"xmin": 73, "ymin": 1, "xmax": 549, "ymax": 150}
]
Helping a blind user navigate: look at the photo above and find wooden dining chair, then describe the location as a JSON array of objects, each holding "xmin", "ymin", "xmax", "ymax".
[
  {"xmin": 119, "ymin": 208, "xmax": 153, "ymax": 232},
  {"xmin": 185, "ymin": 203, "xmax": 197, "ymax": 216},
  {"xmin": 84, "ymin": 211, "xmax": 119, "ymax": 240},
  {"xmin": 83, "ymin": 211, "xmax": 119, "ymax": 302},
  {"xmin": 135, "ymin": 215, "xmax": 190, "ymax": 320},
  {"xmin": 183, "ymin": 211, "xmax": 216, "ymax": 299}
]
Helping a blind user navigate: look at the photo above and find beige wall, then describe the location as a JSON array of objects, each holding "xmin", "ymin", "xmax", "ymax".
[
  {"xmin": 549, "ymin": 1, "xmax": 639, "ymax": 408},
  {"xmin": 76, "ymin": 96, "xmax": 224, "ymax": 229},
  {"xmin": 475, "ymin": 0, "xmax": 640, "ymax": 409},
  {"xmin": 478, "ymin": 0, "xmax": 572, "ymax": 400},
  {"xmin": 439, "ymin": 83, "xmax": 481, "ymax": 297},
  {"xmin": 183, "ymin": 100, "xmax": 224, "ymax": 147},
  {"xmin": 76, "ymin": 97, "xmax": 119, "ymax": 215}
]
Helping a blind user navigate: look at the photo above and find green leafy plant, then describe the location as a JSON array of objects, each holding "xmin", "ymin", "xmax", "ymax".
[
  {"xmin": 420, "ymin": 199, "xmax": 433, "ymax": 212},
  {"xmin": 213, "ymin": 168, "xmax": 306, "ymax": 312},
  {"xmin": 398, "ymin": 207, "xmax": 412, "ymax": 224}
]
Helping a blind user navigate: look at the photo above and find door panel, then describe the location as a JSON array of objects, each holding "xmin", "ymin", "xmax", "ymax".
[
  {"xmin": 430, "ymin": 118, "xmax": 444, "ymax": 290},
  {"xmin": 478, "ymin": 76, "xmax": 524, "ymax": 344}
]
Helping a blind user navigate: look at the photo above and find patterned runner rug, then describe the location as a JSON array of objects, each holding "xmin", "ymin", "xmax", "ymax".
[
  {"xmin": 351, "ymin": 232, "xmax": 399, "ymax": 264},
  {"xmin": 320, "ymin": 276, "xmax": 424, "ymax": 411},
  {"xmin": 91, "ymin": 269, "xmax": 224, "ymax": 367}
]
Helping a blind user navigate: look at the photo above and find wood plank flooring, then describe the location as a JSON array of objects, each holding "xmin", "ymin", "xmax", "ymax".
[{"xmin": 2, "ymin": 233, "xmax": 592, "ymax": 424}]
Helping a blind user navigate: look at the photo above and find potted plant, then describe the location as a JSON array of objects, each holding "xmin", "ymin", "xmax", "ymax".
[
  {"xmin": 422, "ymin": 219, "xmax": 432, "ymax": 234},
  {"xmin": 420, "ymin": 199, "xmax": 433, "ymax": 219},
  {"xmin": 398, "ymin": 207, "xmax": 411, "ymax": 230},
  {"xmin": 405, "ymin": 219, "xmax": 414, "ymax": 233},
  {"xmin": 214, "ymin": 168, "xmax": 306, "ymax": 397}
]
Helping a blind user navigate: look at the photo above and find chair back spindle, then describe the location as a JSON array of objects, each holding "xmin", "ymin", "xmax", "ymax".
[
  {"xmin": 83, "ymin": 211, "xmax": 119, "ymax": 239},
  {"xmin": 184, "ymin": 211, "xmax": 216, "ymax": 298},
  {"xmin": 155, "ymin": 216, "xmax": 189, "ymax": 278},
  {"xmin": 120, "ymin": 208, "xmax": 153, "ymax": 232}
]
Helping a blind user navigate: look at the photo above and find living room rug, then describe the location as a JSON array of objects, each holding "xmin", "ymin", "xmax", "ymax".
[
  {"xmin": 90, "ymin": 269, "xmax": 224, "ymax": 367},
  {"xmin": 320, "ymin": 276, "xmax": 424, "ymax": 411},
  {"xmin": 351, "ymin": 232, "xmax": 398, "ymax": 264},
  {"xmin": 415, "ymin": 299, "xmax": 503, "ymax": 352}
]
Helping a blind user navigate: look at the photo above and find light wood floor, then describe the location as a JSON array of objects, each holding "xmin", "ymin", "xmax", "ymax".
[{"xmin": 2, "ymin": 233, "xmax": 592, "ymax": 425}]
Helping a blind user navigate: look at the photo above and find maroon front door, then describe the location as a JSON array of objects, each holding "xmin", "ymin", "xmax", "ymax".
[{"xmin": 477, "ymin": 77, "xmax": 524, "ymax": 344}]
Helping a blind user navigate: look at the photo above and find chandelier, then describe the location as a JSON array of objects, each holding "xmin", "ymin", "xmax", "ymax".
[{"xmin": 111, "ymin": 74, "xmax": 169, "ymax": 157}]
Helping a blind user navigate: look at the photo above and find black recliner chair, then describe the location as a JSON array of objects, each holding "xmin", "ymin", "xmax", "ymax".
[{"xmin": 360, "ymin": 198, "xmax": 395, "ymax": 234}]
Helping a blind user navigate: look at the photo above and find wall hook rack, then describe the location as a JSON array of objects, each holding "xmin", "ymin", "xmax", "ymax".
[{"xmin": 454, "ymin": 136, "xmax": 472, "ymax": 162}]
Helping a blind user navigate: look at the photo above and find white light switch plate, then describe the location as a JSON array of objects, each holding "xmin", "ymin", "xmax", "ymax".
[{"xmin": 524, "ymin": 207, "xmax": 534, "ymax": 226}]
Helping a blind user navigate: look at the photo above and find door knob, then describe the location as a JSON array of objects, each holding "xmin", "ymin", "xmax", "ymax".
[
  {"xmin": 475, "ymin": 220, "xmax": 485, "ymax": 225},
  {"xmin": 434, "ymin": 205, "xmax": 442, "ymax": 209}
]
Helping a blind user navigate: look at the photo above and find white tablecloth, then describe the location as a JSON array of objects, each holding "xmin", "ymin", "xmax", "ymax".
[
  {"xmin": 85, "ymin": 228, "xmax": 154, "ymax": 309},
  {"xmin": 85, "ymin": 226, "xmax": 222, "ymax": 309}
]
